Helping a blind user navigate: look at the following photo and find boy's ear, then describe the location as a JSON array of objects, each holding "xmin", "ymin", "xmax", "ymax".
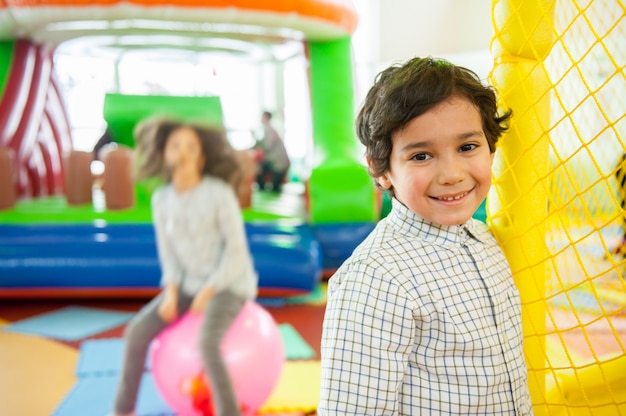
[
  {"xmin": 377, "ymin": 174, "xmax": 392, "ymax": 190},
  {"xmin": 366, "ymin": 156, "xmax": 392, "ymax": 190}
]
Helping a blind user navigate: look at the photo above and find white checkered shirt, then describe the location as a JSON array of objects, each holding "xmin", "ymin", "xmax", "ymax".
[{"xmin": 319, "ymin": 198, "xmax": 533, "ymax": 415}]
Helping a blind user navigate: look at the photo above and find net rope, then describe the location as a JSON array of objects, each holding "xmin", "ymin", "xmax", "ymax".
[{"xmin": 489, "ymin": 0, "xmax": 625, "ymax": 414}]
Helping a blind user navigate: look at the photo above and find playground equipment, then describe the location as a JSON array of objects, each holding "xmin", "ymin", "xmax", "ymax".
[
  {"xmin": 150, "ymin": 301, "xmax": 284, "ymax": 415},
  {"xmin": 0, "ymin": 0, "xmax": 377, "ymax": 297},
  {"xmin": 1, "ymin": 0, "xmax": 624, "ymax": 413},
  {"xmin": 489, "ymin": 0, "xmax": 625, "ymax": 414}
]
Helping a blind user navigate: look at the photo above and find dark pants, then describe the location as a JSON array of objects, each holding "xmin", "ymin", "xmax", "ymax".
[
  {"xmin": 113, "ymin": 290, "xmax": 245, "ymax": 416},
  {"xmin": 256, "ymin": 161, "xmax": 287, "ymax": 192}
]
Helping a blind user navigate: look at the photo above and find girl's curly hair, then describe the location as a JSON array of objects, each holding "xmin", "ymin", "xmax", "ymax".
[{"xmin": 134, "ymin": 117, "xmax": 241, "ymax": 190}]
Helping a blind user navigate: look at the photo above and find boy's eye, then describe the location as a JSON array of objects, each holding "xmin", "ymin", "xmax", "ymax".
[
  {"xmin": 459, "ymin": 143, "xmax": 477, "ymax": 152},
  {"xmin": 411, "ymin": 153, "xmax": 431, "ymax": 161}
]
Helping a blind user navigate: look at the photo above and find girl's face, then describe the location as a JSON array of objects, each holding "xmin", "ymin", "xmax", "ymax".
[
  {"xmin": 164, "ymin": 127, "xmax": 205, "ymax": 177},
  {"xmin": 376, "ymin": 95, "xmax": 494, "ymax": 226}
]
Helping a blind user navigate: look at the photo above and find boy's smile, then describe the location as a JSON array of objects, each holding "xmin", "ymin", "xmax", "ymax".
[{"xmin": 377, "ymin": 95, "xmax": 494, "ymax": 226}]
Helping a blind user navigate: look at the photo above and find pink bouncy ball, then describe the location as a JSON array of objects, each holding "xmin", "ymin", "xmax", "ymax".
[{"xmin": 150, "ymin": 301, "xmax": 285, "ymax": 415}]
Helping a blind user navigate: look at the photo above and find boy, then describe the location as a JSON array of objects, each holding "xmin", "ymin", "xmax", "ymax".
[{"xmin": 319, "ymin": 57, "xmax": 533, "ymax": 415}]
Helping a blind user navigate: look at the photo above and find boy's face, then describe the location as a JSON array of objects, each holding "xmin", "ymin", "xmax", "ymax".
[
  {"xmin": 164, "ymin": 127, "xmax": 205, "ymax": 177},
  {"xmin": 376, "ymin": 95, "xmax": 494, "ymax": 226}
]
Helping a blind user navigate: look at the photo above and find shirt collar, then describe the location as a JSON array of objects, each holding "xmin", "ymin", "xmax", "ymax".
[{"xmin": 387, "ymin": 197, "xmax": 484, "ymax": 245}]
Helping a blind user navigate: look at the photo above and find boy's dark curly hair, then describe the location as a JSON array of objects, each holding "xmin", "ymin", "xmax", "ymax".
[{"xmin": 356, "ymin": 56, "xmax": 512, "ymax": 187}]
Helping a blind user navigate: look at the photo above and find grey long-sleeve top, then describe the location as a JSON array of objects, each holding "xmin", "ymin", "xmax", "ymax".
[{"xmin": 151, "ymin": 176, "xmax": 258, "ymax": 300}]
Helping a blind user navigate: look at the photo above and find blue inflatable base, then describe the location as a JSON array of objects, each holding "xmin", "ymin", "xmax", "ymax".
[
  {"xmin": 0, "ymin": 221, "xmax": 378, "ymax": 297},
  {"xmin": 0, "ymin": 223, "xmax": 322, "ymax": 296}
]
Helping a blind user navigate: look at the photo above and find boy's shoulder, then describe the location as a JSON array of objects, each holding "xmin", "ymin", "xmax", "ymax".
[
  {"xmin": 466, "ymin": 218, "xmax": 500, "ymax": 245},
  {"xmin": 346, "ymin": 217, "xmax": 418, "ymax": 265},
  {"xmin": 349, "ymin": 217, "xmax": 394, "ymax": 250},
  {"xmin": 467, "ymin": 217, "xmax": 490, "ymax": 234},
  {"xmin": 464, "ymin": 219, "xmax": 511, "ymax": 266},
  {"xmin": 349, "ymin": 217, "xmax": 501, "ymax": 262}
]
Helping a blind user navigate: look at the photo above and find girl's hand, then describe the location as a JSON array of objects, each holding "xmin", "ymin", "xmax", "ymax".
[
  {"xmin": 158, "ymin": 287, "xmax": 178, "ymax": 323},
  {"xmin": 190, "ymin": 286, "xmax": 216, "ymax": 314}
]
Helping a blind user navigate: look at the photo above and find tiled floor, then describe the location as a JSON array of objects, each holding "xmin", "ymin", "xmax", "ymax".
[{"xmin": 0, "ymin": 297, "xmax": 325, "ymax": 416}]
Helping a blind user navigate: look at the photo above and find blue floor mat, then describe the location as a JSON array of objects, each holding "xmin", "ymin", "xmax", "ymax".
[
  {"xmin": 3, "ymin": 306, "xmax": 134, "ymax": 341},
  {"xmin": 56, "ymin": 322, "xmax": 315, "ymax": 415},
  {"xmin": 279, "ymin": 324, "xmax": 316, "ymax": 360},
  {"xmin": 52, "ymin": 373, "xmax": 173, "ymax": 416},
  {"xmin": 76, "ymin": 323, "xmax": 314, "ymax": 379},
  {"xmin": 76, "ymin": 338, "xmax": 151, "ymax": 377}
]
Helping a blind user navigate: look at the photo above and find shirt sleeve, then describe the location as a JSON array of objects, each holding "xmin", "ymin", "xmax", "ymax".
[
  {"xmin": 151, "ymin": 190, "xmax": 184, "ymax": 287},
  {"xmin": 202, "ymin": 183, "xmax": 251, "ymax": 291},
  {"xmin": 319, "ymin": 260, "xmax": 416, "ymax": 415}
]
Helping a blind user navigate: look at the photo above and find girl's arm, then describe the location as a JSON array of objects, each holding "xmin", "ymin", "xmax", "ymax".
[
  {"xmin": 158, "ymin": 282, "xmax": 179, "ymax": 322},
  {"xmin": 152, "ymin": 191, "xmax": 184, "ymax": 289},
  {"xmin": 200, "ymin": 182, "xmax": 251, "ymax": 293}
]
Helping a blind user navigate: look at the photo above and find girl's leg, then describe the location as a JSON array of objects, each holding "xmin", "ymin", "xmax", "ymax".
[
  {"xmin": 199, "ymin": 291, "xmax": 246, "ymax": 416},
  {"xmin": 113, "ymin": 291, "xmax": 193, "ymax": 414}
]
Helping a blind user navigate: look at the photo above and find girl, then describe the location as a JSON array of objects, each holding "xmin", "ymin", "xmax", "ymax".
[{"xmin": 111, "ymin": 118, "xmax": 258, "ymax": 416}]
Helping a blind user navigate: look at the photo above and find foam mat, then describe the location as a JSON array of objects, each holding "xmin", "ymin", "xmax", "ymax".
[
  {"xmin": 0, "ymin": 330, "xmax": 78, "ymax": 416},
  {"xmin": 259, "ymin": 360, "xmax": 321, "ymax": 414},
  {"xmin": 3, "ymin": 306, "xmax": 134, "ymax": 341},
  {"xmin": 52, "ymin": 373, "xmax": 173, "ymax": 416},
  {"xmin": 279, "ymin": 324, "xmax": 316, "ymax": 360},
  {"xmin": 75, "ymin": 323, "xmax": 314, "ymax": 379},
  {"xmin": 58, "ymin": 352, "xmax": 320, "ymax": 415},
  {"xmin": 76, "ymin": 338, "xmax": 151, "ymax": 377},
  {"xmin": 52, "ymin": 318, "xmax": 318, "ymax": 414}
]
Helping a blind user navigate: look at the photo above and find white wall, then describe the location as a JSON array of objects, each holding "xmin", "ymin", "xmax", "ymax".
[
  {"xmin": 352, "ymin": 0, "xmax": 494, "ymax": 103},
  {"xmin": 379, "ymin": 0, "xmax": 492, "ymax": 60}
]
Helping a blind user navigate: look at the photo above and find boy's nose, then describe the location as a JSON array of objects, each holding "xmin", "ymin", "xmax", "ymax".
[{"xmin": 437, "ymin": 159, "xmax": 464, "ymax": 184}]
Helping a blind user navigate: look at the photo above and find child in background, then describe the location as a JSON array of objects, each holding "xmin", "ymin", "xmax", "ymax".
[
  {"xmin": 612, "ymin": 153, "xmax": 626, "ymax": 257},
  {"xmin": 254, "ymin": 111, "xmax": 290, "ymax": 192},
  {"xmin": 319, "ymin": 57, "xmax": 533, "ymax": 415},
  {"xmin": 110, "ymin": 118, "xmax": 258, "ymax": 416}
]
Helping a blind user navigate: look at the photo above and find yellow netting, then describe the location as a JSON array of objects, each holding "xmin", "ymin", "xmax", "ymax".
[{"xmin": 489, "ymin": 0, "xmax": 625, "ymax": 414}]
